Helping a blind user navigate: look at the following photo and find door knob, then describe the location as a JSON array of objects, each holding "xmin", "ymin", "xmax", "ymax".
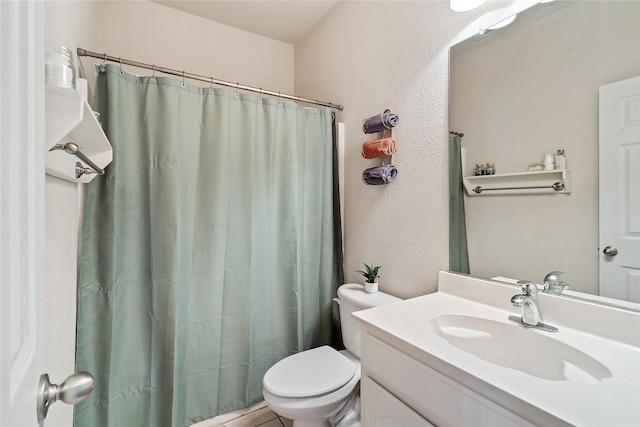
[
  {"xmin": 37, "ymin": 372, "xmax": 94, "ymax": 422},
  {"xmin": 603, "ymin": 246, "xmax": 619, "ymax": 256}
]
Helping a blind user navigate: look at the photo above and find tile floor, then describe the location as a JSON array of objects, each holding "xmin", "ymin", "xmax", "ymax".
[{"xmin": 194, "ymin": 402, "xmax": 292, "ymax": 427}]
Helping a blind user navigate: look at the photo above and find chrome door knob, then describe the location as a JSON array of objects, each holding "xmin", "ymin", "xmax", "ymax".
[
  {"xmin": 603, "ymin": 246, "xmax": 619, "ymax": 256},
  {"xmin": 37, "ymin": 372, "xmax": 94, "ymax": 422}
]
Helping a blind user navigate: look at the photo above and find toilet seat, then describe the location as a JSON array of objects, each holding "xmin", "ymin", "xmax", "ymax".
[{"xmin": 263, "ymin": 346, "xmax": 357, "ymax": 398}]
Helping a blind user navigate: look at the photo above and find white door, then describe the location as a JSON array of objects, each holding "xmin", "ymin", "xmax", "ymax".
[
  {"xmin": 0, "ymin": 1, "xmax": 45, "ymax": 426},
  {"xmin": 599, "ymin": 76, "xmax": 640, "ymax": 302}
]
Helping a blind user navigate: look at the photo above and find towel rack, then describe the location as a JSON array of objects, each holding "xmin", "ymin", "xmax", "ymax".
[
  {"xmin": 49, "ymin": 142, "xmax": 105, "ymax": 175},
  {"xmin": 473, "ymin": 182, "xmax": 564, "ymax": 194},
  {"xmin": 361, "ymin": 109, "xmax": 399, "ymax": 185}
]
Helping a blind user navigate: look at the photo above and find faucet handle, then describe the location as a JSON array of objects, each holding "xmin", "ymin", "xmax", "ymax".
[
  {"xmin": 544, "ymin": 270, "xmax": 564, "ymax": 283},
  {"xmin": 516, "ymin": 280, "xmax": 538, "ymax": 296},
  {"xmin": 543, "ymin": 271, "xmax": 569, "ymax": 294}
]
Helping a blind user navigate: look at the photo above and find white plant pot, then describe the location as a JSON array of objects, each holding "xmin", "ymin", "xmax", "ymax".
[{"xmin": 365, "ymin": 282, "xmax": 378, "ymax": 293}]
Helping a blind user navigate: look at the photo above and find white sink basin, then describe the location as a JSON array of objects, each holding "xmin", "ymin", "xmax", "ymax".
[
  {"xmin": 353, "ymin": 272, "xmax": 640, "ymax": 426},
  {"xmin": 431, "ymin": 314, "xmax": 612, "ymax": 384}
]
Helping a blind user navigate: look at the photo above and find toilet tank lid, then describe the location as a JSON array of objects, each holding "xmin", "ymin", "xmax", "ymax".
[{"xmin": 337, "ymin": 283, "xmax": 401, "ymax": 309}]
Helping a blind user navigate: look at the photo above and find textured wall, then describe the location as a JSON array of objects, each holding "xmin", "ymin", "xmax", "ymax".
[
  {"xmin": 94, "ymin": 1, "xmax": 294, "ymax": 94},
  {"xmin": 295, "ymin": 0, "xmax": 538, "ymax": 298}
]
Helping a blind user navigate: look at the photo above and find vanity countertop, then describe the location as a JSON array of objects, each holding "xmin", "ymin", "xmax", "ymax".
[{"xmin": 353, "ymin": 271, "xmax": 640, "ymax": 427}]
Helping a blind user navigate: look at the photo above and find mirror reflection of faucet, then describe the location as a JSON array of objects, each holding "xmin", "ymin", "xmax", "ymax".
[
  {"xmin": 509, "ymin": 280, "xmax": 559, "ymax": 333},
  {"xmin": 543, "ymin": 270, "xmax": 570, "ymax": 295}
]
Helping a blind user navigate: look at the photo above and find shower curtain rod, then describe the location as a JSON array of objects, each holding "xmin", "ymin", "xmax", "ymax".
[{"xmin": 77, "ymin": 48, "xmax": 344, "ymax": 111}]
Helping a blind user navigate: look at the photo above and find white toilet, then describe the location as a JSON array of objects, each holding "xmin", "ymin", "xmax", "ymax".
[{"xmin": 262, "ymin": 284, "xmax": 400, "ymax": 427}]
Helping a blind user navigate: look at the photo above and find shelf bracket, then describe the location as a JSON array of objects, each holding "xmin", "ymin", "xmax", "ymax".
[{"xmin": 50, "ymin": 142, "xmax": 105, "ymax": 176}]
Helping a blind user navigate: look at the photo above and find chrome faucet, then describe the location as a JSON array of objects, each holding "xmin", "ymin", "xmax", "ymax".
[
  {"xmin": 509, "ymin": 280, "xmax": 558, "ymax": 332},
  {"xmin": 512, "ymin": 281, "xmax": 543, "ymax": 325},
  {"xmin": 543, "ymin": 271, "xmax": 569, "ymax": 295}
]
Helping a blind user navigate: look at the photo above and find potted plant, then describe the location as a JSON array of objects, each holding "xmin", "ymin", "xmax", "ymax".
[{"xmin": 357, "ymin": 263, "xmax": 381, "ymax": 293}]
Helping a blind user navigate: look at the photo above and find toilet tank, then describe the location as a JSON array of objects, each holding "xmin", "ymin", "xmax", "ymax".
[{"xmin": 337, "ymin": 284, "xmax": 401, "ymax": 358}]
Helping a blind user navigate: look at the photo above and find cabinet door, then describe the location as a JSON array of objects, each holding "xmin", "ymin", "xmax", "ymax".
[
  {"xmin": 363, "ymin": 334, "xmax": 535, "ymax": 426},
  {"xmin": 362, "ymin": 376, "xmax": 435, "ymax": 427}
]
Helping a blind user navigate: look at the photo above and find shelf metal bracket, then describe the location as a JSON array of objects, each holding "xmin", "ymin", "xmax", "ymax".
[{"xmin": 50, "ymin": 142, "xmax": 105, "ymax": 176}]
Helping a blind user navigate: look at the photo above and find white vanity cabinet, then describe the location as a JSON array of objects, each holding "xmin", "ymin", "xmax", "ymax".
[
  {"xmin": 362, "ymin": 376, "xmax": 434, "ymax": 427},
  {"xmin": 354, "ymin": 271, "xmax": 640, "ymax": 427},
  {"xmin": 360, "ymin": 332, "xmax": 533, "ymax": 427},
  {"xmin": 352, "ymin": 272, "xmax": 640, "ymax": 427}
]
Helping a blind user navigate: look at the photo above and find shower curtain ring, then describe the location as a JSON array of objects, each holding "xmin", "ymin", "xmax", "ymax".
[
  {"xmin": 182, "ymin": 71, "xmax": 186, "ymax": 87},
  {"xmin": 118, "ymin": 57, "xmax": 123, "ymax": 74},
  {"xmin": 100, "ymin": 53, "xmax": 107, "ymax": 72},
  {"xmin": 235, "ymin": 82, "xmax": 240, "ymax": 97},
  {"xmin": 151, "ymin": 64, "xmax": 156, "ymax": 80}
]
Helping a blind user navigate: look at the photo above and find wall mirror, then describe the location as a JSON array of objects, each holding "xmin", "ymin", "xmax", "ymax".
[{"xmin": 449, "ymin": 0, "xmax": 640, "ymax": 310}]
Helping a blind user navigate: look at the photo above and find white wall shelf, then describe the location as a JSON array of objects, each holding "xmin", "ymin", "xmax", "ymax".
[
  {"xmin": 45, "ymin": 87, "xmax": 112, "ymax": 183},
  {"xmin": 463, "ymin": 170, "xmax": 571, "ymax": 196}
]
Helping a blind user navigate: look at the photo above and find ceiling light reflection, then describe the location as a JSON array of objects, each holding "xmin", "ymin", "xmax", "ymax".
[
  {"xmin": 450, "ymin": 0, "xmax": 487, "ymax": 12},
  {"xmin": 478, "ymin": 14, "xmax": 517, "ymax": 35}
]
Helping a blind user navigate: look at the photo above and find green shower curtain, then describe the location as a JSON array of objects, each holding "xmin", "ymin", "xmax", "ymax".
[
  {"xmin": 75, "ymin": 64, "xmax": 343, "ymax": 427},
  {"xmin": 449, "ymin": 135, "xmax": 470, "ymax": 274}
]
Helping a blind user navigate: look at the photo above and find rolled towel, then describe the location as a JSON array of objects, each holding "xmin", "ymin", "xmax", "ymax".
[
  {"xmin": 362, "ymin": 113, "xmax": 399, "ymax": 134},
  {"xmin": 362, "ymin": 138, "xmax": 396, "ymax": 159},
  {"xmin": 362, "ymin": 165, "xmax": 398, "ymax": 185}
]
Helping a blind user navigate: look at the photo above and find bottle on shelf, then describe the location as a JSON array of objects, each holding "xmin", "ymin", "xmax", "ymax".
[{"xmin": 555, "ymin": 149, "xmax": 566, "ymax": 169}]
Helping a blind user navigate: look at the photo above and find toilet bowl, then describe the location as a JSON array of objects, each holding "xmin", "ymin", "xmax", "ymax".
[
  {"xmin": 262, "ymin": 284, "xmax": 400, "ymax": 427},
  {"xmin": 263, "ymin": 347, "xmax": 360, "ymax": 427}
]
